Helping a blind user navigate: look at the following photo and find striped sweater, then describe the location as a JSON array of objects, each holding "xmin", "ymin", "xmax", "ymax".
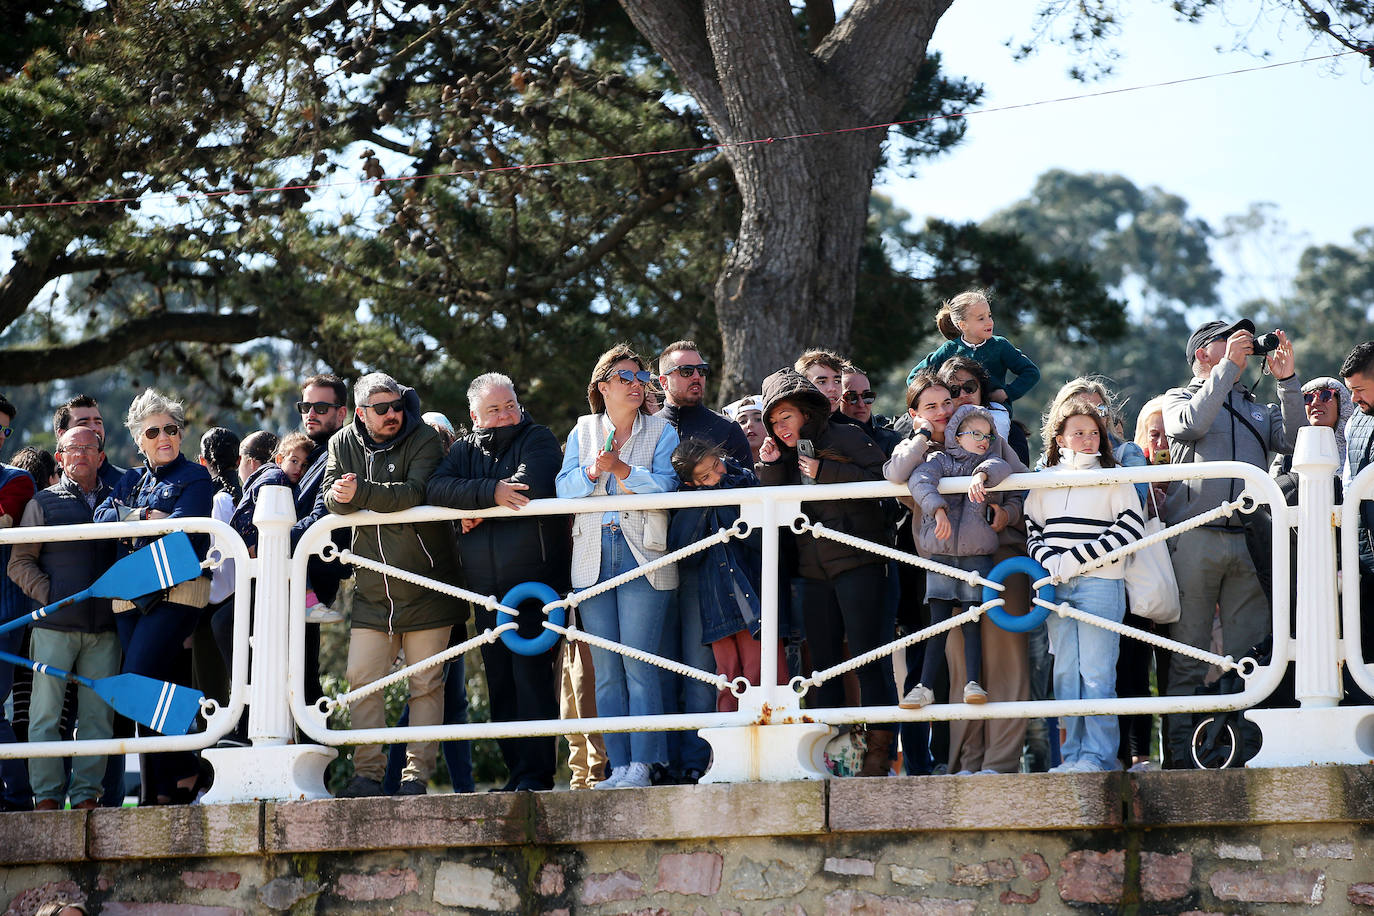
[{"xmin": 1024, "ymin": 461, "xmax": 1144, "ymax": 580}]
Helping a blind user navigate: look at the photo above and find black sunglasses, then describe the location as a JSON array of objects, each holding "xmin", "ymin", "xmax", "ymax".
[
  {"xmin": 1303, "ymin": 389, "xmax": 1336, "ymax": 406},
  {"xmin": 950, "ymin": 379, "xmax": 981, "ymax": 397},
  {"xmin": 842, "ymin": 390, "xmax": 876, "ymax": 405},
  {"xmin": 363, "ymin": 399, "xmax": 404, "ymax": 416},
  {"xmin": 142, "ymin": 423, "xmax": 182, "ymax": 440},
  {"xmin": 667, "ymin": 363, "xmax": 710, "ymax": 378},
  {"xmin": 296, "ymin": 400, "xmax": 343, "ymax": 416}
]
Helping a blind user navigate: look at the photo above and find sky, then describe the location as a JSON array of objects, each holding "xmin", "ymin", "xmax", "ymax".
[{"xmin": 876, "ymin": 0, "xmax": 1374, "ymax": 312}]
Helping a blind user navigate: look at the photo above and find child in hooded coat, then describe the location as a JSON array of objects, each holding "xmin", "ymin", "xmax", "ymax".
[{"xmin": 901, "ymin": 404, "xmax": 1013, "ymax": 708}]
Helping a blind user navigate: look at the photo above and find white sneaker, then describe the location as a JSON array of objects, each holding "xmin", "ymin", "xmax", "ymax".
[
  {"xmin": 975, "ymin": 768, "xmax": 1000, "ymax": 775},
  {"xmin": 899, "ymin": 684, "xmax": 935, "ymax": 709},
  {"xmin": 1048, "ymin": 761, "xmax": 1077, "ymax": 774},
  {"xmin": 963, "ymin": 681, "xmax": 988, "ymax": 704},
  {"xmin": 594, "ymin": 766, "xmax": 627, "ymax": 789},
  {"xmin": 617, "ymin": 762, "xmax": 652, "ymax": 788},
  {"xmin": 305, "ymin": 603, "xmax": 344, "ymax": 624}
]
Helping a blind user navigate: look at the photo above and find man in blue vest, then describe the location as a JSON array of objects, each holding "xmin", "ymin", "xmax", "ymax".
[
  {"xmin": 8, "ymin": 426, "xmax": 117, "ymax": 810},
  {"xmin": 52, "ymin": 394, "xmax": 127, "ymax": 489}
]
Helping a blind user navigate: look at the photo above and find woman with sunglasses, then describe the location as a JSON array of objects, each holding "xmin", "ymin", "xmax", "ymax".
[
  {"xmin": 95, "ymin": 388, "xmax": 213, "ymax": 804},
  {"xmin": 556, "ymin": 343, "xmax": 680, "ymax": 789},
  {"xmin": 939, "ymin": 357, "xmax": 1030, "ymax": 466},
  {"xmin": 756, "ymin": 367, "xmax": 893, "ymax": 775}
]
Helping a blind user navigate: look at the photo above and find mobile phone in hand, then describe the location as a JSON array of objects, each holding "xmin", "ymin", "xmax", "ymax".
[
  {"xmin": 984, "ymin": 503, "xmax": 997, "ymax": 524},
  {"xmin": 797, "ymin": 439, "xmax": 816, "ymax": 484}
]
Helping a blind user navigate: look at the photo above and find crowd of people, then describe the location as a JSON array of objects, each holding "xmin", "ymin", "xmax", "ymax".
[{"xmin": 1, "ymin": 287, "xmax": 1371, "ymax": 806}]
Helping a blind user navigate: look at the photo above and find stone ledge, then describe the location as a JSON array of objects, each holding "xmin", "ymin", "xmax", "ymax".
[
  {"xmin": 0, "ymin": 810, "xmax": 89, "ymax": 863},
  {"xmin": 533, "ymin": 780, "xmax": 827, "ymax": 844},
  {"xmin": 1129, "ymin": 765, "xmax": 1374, "ymax": 827},
  {"xmin": 88, "ymin": 804, "xmax": 261, "ymax": 860},
  {"xmin": 265, "ymin": 791, "xmax": 532, "ymax": 852},
  {"xmin": 830, "ymin": 772, "xmax": 1125, "ymax": 833}
]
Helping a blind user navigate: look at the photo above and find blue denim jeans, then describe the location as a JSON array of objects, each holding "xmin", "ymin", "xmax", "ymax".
[
  {"xmin": 578, "ymin": 527, "xmax": 670, "ymax": 768},
  {"xmin": 659, "ymin": 573, "xmax": 714, "ymax": 774},
  {"xmin": 1047, "ymin": 576, "xmax": 1126, "ymax": 770}
]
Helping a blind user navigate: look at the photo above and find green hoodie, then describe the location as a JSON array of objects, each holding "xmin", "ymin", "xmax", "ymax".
[{"xmin": 323, "ymin": 386, "xmax": 463, "ymax": 634}]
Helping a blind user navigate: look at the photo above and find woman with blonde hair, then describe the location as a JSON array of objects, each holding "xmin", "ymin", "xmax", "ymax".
[{"xmin": 556, "ymin": 343, "xmax": 680, "ymax": 789}]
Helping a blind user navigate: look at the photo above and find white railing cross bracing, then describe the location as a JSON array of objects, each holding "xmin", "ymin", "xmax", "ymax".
[{"xmin": 4, "ymin": 425, "xmax": 1370, "ymax": 801}]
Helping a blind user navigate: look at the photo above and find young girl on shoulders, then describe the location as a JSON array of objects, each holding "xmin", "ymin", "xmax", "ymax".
[
  {"xmin": 1025, "ymin": 400, "xmax": 1145, "ymax": 773},
  {"xmin": 908, "ymin": 290, "xmax": 1040, "ymax": 407}
]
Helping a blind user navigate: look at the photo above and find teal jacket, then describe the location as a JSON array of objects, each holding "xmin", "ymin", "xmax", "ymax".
[{"xmin": 908, "ymin": 335, "xmax": 1040, "ymax": 403}]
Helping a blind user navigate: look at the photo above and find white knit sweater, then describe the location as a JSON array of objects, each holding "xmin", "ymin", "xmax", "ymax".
[{"xmin": 1024, "ymin": 458, "xmax": 1144, "ymax": 580}]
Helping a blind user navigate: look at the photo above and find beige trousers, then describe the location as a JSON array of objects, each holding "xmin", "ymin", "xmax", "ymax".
[{"xmin": 346, "ymin": 625, "xmax": 451, "ymax": 783}]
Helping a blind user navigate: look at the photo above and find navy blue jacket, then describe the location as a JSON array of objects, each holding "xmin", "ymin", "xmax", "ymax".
[
  {"xmin": 667, "ymin": 461, "xmax": 763, "ymax": 644},
  {"xmin": 94, "ymin": 453, "xmax": 213, "ymax": 560},
  {"xmin": 660, "ymin": 403, "xmax": 753, "ymax": 470},
  {"xmin": 231, "ymin": 464, "xmax": 295, "ymax": 553}
]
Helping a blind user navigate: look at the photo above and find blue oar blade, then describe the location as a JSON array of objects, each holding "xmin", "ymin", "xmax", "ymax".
[
  {"xmin": 88, "ymin": 532, "xmax": 202, "ymax": 602},
  {"xmin": 91, "ymin": 674, "xmax": 205, "ymax": 736}
]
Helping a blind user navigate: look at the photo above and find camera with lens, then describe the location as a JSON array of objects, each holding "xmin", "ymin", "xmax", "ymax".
[{"xmin": 1251, "ymin": 330, "xmax": 1282, "ymax": 355}]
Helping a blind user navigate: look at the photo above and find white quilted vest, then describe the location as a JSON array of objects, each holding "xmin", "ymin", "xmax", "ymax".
[{"xmin": 569, "ymin": 411, "xmax": 678, "ymax": 591}]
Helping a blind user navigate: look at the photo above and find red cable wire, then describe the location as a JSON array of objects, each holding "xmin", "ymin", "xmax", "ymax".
[{"xmin": 0, "ymin": 49, "xmax": 1357, "ymax": 213}]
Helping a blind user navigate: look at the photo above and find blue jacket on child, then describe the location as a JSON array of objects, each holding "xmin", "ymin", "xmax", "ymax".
[{"xmin": 667, "ymin": 460, "xmax": 764, "ymax": 645}]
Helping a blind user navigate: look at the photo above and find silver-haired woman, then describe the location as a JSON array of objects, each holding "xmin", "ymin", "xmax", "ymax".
[{"xmin": 95, "ymin": 388, "xmax": 213, "ymax": 804}]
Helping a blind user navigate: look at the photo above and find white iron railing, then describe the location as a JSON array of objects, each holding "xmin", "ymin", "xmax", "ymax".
[{"xmin": 3, "ymin": 426, "xmax": 1365, "ymax": 800}]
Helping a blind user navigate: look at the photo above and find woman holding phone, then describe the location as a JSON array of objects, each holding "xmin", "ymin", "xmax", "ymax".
[
  {"xmin": 556, "ymin": 343, "xmax": 680, "ymax": 789},
  {"xmin": 755, "ymin": 367, "xmax": 891, "ymax": 775}
]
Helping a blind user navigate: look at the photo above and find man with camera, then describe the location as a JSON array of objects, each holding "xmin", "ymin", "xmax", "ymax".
[{"xmin": 1160, "ymin": 319, "xmax": 1304, "ymax": 767}]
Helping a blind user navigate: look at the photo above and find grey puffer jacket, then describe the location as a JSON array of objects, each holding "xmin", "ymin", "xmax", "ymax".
[{"xmin": 908, "ymin": 405, "xmax": 1012, "ymax": 557}]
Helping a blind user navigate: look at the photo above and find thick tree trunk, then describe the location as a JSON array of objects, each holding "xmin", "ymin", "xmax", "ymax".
[{"xmin": 618, "ymin": 0, "xmax": 951, "ymax": 399}]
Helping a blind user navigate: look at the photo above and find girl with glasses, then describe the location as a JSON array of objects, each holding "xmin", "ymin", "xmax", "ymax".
[
  {"xmin": 94, "ymin": 388, "xmax": 213, "ymax": 804},
  {"xmin": 556, "ymin": 343, "xmax": 680, "ymax": 789},
  {"xmin": 899, "ymin": 405, "xmax": 1014, "ymax": 713},
  {"xmin": 1026, "ymin": 401, "xmax": 1144, "ymax": 773}
]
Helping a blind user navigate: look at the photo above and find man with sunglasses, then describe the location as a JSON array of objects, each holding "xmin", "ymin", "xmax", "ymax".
[
  {"xmin": 656, "ymin": 341, "xmax": 752, "ymax": 468},
  {"xmin": 839, "ymin": 365, "xmax": 900, "ymax": 457},
  {"xmin": 653, "ymin": 340, "xmax": 750, "ymax": 784},
  {"xmin": 324, "ymin": 372, "xmax": 462, "ymax": 797}
]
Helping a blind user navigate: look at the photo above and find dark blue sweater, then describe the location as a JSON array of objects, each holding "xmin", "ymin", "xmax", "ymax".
[{"xmin": 659, "ymin": 403, "xmax": 753, "ymax": 468}]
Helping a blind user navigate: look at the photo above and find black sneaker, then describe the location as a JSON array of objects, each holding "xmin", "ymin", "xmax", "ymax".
[
  {"xmin": 338, "ymin": 775, "xmax": 385, "ymax": 798},
  {"xmin": 395, "ymin": 779, "xmax": 428, "ymax": 796},
  {"xmin": 649, "ymin": 762, "xmax": 674, "ymax": 786},
  {"xmin": 679, "ymin": 767, "xmax": 705, "ymax": 785}
]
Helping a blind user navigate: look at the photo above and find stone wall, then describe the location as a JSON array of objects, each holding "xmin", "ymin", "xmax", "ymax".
[{"xmin": 5, "ymin": 767, "xmax": 1374, "ymax": 914}]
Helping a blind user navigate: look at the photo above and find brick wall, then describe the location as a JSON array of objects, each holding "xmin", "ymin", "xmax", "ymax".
[{"xmin": 4, "ymin": 767, "xmax": 1374, "ymax": 914}]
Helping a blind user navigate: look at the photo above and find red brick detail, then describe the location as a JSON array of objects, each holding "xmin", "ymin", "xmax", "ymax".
[
  {"xmin": 5, "ymin": 881, "xmax": 87, "ymax": 916},
  {"xmin": 181, "ymin": 871, "xmax": 242, "ymax": 891},
  {"xmin": 579, "ymin": 870, "xmax": 643, "ymax": 906},
  {"xmin": 538, "ymin": 864, "xmax": 566, "ymax": 897},
  {"xmin": 950, "ymin": 859, "xmax": 1016, "ymax": 887},
  {"xmin": 1056, "ymin": 850, "xmax": 1125, "ymax": 904},
  {"xmin": 1000, "ymin": 889, "xmax": 1041, "ymax": 905},
  {"xmin": 1351, "ymin": 883, "xmax": 1374, "ymax": 906},
  {"xmin": 656, "ymin": 852, "xmax": 723, "ymax": 896},
  {"xmin": 335, "ymin": 867, "xmax": 418, "ymax": 902},
  {"xmin": 1141, "ymin": 852, "xmax": 1193, "ymax": 902},
  {"xmin": 1019, "ymin": 854, "xmax": 1050, "ymax": 883}
]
